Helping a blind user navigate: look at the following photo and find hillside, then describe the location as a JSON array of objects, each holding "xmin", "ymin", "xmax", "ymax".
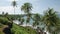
[
  {"xmin": 11, "ymin": 24, "xmax": 37, "ymax": 34},
  {"xmin": 0, "ymin": 23, "xmax": 37, "ymax": 34},
  {"xmin": 0, "ymin": 15, "xmax": 37, "ymax": 34}
]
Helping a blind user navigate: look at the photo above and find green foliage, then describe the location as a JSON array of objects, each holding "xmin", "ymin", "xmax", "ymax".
[
  {"xmin": 43, "ymin": 8, "xmax": 60, "ymax": 34},
  {"xmin": 21, "ymin": 2, "xmax": 32, "ymax": 13},
  {"xmin": 32, "ymin": 14, "xmax": 41, "ymax": 26},
  {"xmin": 11, "ymin": 24, "xmax": 37, "ymax": 34},
  {"xmin": 0, "ymin": 16, "xmax": 36, "ymax": 34},
  {"xmin": 21, "ymin": 2, "xmax": 32, "ymax": 25},
  {"xmin": 19, "ymin": 17, "xmax": 25, "ymax": 25},
  {"xmin": 0, "ymin": 17, "xmax": 10, "ymax": 25},
  {"xmin": 12, "ymin": 1, "xmax": 17, "ymax": 7},
  {"xmin": 0, "ymin": 23, "xmax": 3, "ymax": 28}
]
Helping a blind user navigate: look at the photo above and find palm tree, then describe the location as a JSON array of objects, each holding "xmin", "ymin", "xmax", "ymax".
[
  {"xmin": 21, "ymin": 3, "xmax": 32, "ymax": 26},
  {"xmin": 32, "ymin": 14, "xmax": 41, "ymax": 27},
  {"xmin": 12, "ymin": 0, "xmax": 17, "ymax": 15},
  {"xmin": 32, "ymin": 14, "xmax": 44, "ymax": 34},
  {"xmin": 19, "ymin": 17, "xmax": 24, "ymax": 25},
  {"xmin": 21, "ymin": 3, "xmax": 32, "ymax": 13},
  {"xmin": 43, "ymin": 8, "xmax": 60, "ymax": 34}
]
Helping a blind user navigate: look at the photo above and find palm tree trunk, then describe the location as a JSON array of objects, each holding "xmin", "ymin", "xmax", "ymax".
[
  {"xmin": 14, "ymin": 7, "xmax": 15, "ymax": 20},
  {"xmin": 14, "ymin": 7, "xmax": 15, "ymax": 15}
]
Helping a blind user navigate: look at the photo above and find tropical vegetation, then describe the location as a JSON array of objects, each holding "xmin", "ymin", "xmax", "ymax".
[{"xmin": 0, "ymin": 1, "xmax": 60, "ymax": 34}]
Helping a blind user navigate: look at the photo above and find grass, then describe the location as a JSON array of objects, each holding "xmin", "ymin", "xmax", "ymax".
[
  {"xmin": 0, "ymin": 17, "xmax": 37, "ymax": 34},
  {"xmin": 0, "ymin": 23, "xmax": 37, "ymax": 34},
  {"xmin": 11, "ymin": 24, "xmax": 37, "ymax": 34}
]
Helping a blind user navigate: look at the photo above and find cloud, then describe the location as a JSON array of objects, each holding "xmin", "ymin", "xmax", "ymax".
[
  {"xmin": 0, "ymin": 6, "xmax": 22, "ymax": 14},
  {"xmin": 7, "ymin": 0, "xmax": 19, "ymax": 1},
  {"xmin": 0, "ymin": 6, "xmax": 13, "ymax": 14}
]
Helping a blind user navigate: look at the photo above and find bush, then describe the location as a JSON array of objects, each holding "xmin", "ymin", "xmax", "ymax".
[
  {"xmin": 0, "ymin": 17, "xmax": 10, "ymax": 25},
  {"xmin": 0, "ymin": 23, "xmax": 3, "ymax": 28},
  {"xmin": 11, "ymin": 24, "xmax": 37, "ymax": 34}
]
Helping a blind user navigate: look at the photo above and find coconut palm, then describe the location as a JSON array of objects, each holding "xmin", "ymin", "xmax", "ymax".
[
  {"xmin": 26, "ymin": 13, "xmax": 32, "ymax": 24},
  {"xmin": 43, "ymin": 8, "xmax": 60, "ymax": 34},
  {"xmin": 12, "ymin": 0, "xmax": 17, "ymax": 15},
  {"xmin": 21, "ymin": 3, "xmax": 32, "ymax": 13},
  {"xmin": 21, "ymin": 3, "xmax": 32, "ymax": 25},
  {"xmin": 32, "ymin": 14, "xmax": 45, "ymax": 34},
  {"xmin": 32, "ymin": 14, "xmax": 41, "ymax": 27},
  {"xmin": 19, "ymin": 17, "xmax": 24, "ymax": 25}
]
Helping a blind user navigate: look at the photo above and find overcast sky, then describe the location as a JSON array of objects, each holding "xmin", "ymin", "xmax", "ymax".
[{"xmin": 0, "ymin": 0, "xmax": 60, "ymax": 14}]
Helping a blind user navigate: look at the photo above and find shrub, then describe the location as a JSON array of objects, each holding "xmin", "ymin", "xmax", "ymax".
[{"xmin": 0, "ymin": 17, "xmax": 10, "ymax": 25}]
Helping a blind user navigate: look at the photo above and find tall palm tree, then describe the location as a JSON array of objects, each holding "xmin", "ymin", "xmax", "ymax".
[
  {"xmin": 21, "ymin": 3, "xmax": 32, "ymax": 13},
  {"xmin": 10, "ymin": 0, "xmax": 17, "ymax": 26},
  {"xmin": 43, "ymin": 8, "xmax": 60, "ymax": 34},
  {"xmin": 21, "ymin": 3, "xmax": 32, "ymax": 25},
  {"xmin": 12, "ymin": 0, "xmax": 17, "ymax": 15}
]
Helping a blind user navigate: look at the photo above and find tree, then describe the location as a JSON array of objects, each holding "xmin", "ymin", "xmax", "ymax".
[
  {"xmin": 19, "ymin": 17, "xmax": 24, "ymax": 25},
  {"xmin": 32, "ymin": 14, "xmax": 41, "ymax": 27},
  {"xmin": 43, "ymin": 8, "xmax": 60, "ymax": 34},
  {"xmin": 21, "ymin": 3, "xmax": 32, "ymax": 13},
  {"xmin": 21, "ymin": 3, "xmax": 32, "ymax": 25},
  {"xmin": 0, "ymin": 17, "xmax": 10, "ymax": 25},
  {"xmin": 4, "ymin": 12, "xmax": 8, "ymax": 18},
  {"xmin": 12, "ymin": 0, "xmax": 17, "ymax": 15},
  {"xmin": 2, "ymin": 12, "xmax": 5, "ymax": 17},
  {"xmin": 2, "ymin": 12, "xmax": 4, "ymax": 15}
]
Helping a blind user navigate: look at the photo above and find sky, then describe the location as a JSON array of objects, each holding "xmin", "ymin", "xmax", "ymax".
[{"xmin": 0, "ymin": 0, "xmax": 60, "ymax": 14}]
